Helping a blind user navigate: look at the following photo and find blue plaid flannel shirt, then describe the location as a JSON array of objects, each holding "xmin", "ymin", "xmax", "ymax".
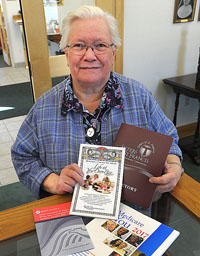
[{"xmin": 11, "ymin": 72, "xmax": 182, "ymax": 198}]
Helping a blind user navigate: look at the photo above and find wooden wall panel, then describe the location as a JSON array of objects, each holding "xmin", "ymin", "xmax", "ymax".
[
  {"xmin": 95, "ymin": 0, "xmax": 113, "ymax": 14},
  {"xmin": 115, "ymin": 0, "xmax": 124, "ymax": 74},
  {"xmin": 20, "ymin": 0, "xmax": 52, "ymax": 101},
  {"xmin": 95, "ymin": 0, "xmax": 124, "ymax": 74}
]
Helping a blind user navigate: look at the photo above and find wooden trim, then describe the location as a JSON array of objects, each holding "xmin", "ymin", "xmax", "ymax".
[
  {"xmin": 0, "ymin": 174, "xmax": 200, "ymax": 242},
  {"xmin": 170, "ymin": 173, "xmax": 200, "ymax": 219},
  {"xmin": 95, "ymin": 0, "xmax": 124, "ymax": 74},
  {"xmin": 95, "ymin": 0, "xmax": 113, "ymax": 14},
  {"xmin": 115, "ymin": 0, "xmax": 124, "ymax": 74},
  {"xmin": 49, "ymin": 55, "xmax": 70, "ymax": 78},
  {"xmin": 177, "ymin": 122, "xmax": 197, "ymax": 138},
  {"xmin": 20, "ymin": 0, "xmax": 52, "ymax": 101}
]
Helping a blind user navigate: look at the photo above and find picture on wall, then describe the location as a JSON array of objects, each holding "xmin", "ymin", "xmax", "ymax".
[
  {"xmin": 173, "ymin": 0, "xmax": 197, "ymax": 23},
  {"xmin": 198, "ymin": 4, "xmax": 200, "ymax": 20},
  {"xmin": 56, "ymin": 0, "xmax": 63, "ymax": 5}
]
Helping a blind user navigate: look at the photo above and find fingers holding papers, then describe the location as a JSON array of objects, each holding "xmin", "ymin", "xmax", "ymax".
[
  {"xmin": 42, "ymin": 163, "xmax": 84, "ymax": 195},
  {"xmin": 149, "ymin": 161, "xmax": 182, "ymax": 193}
]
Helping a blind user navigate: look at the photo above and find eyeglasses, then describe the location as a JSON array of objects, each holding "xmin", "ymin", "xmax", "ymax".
[{"xmin": 65, "ymin": 42, "xmax": 115, "ymax": 56}]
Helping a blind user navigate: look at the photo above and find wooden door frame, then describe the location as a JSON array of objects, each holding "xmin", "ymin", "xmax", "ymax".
[
  {"xmin": 20, "ymin": 0, "xmax": 124, "ymax": 101},
  {"xmin": 95, "ymin": 0, "xmax": 124, "ymax": 75}
]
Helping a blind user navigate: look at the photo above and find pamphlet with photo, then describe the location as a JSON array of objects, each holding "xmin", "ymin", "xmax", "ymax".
[
  {"xmin": 86, "ymin": 203, "xmax": 180, "ymax": 256},
  {"xmin": 70, "ymin": 144, "xmax": 125, "ymax": 219}
]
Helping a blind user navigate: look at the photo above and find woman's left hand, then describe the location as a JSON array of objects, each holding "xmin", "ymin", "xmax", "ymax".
[{"xmin": 149, "ymin": 156, "xmax": 182, "ymax": 193}]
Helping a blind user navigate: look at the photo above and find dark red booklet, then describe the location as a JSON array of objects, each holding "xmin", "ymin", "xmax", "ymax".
[{"xmin": 113, "ymin": 123, "xmax": 173, "ymax": 209}]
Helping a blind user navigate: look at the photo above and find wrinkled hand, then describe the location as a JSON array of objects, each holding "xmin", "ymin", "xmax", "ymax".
[
  {"xmin": 149, "ymin": 162, "xmax": 182, "ymax": 193},
  {"xmin": 42, "ymin": 163, "xmax": 84, "ymax": 195},
  {"xmin": 56, "ymin": 163, "xmax": 84, "ymax": 194}
]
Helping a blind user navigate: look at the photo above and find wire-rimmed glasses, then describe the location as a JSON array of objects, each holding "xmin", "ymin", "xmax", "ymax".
[{"xmin": 65, "ymin": 42, "xmax": 115, "ymax": 56}]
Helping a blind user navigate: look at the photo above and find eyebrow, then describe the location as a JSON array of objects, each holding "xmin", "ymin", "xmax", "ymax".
[{"xmin": 70, "ymin": 39, "xmax": 108, "ymax": 44}]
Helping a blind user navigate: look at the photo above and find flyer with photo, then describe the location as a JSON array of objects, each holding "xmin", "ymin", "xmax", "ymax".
[
  {"xmin": 86, "ymin": 203, "xmax": 180, "ymax": 256},
  {"xmin": 70, "ymin": 144, "xmax": 125, "ymax": 219}
]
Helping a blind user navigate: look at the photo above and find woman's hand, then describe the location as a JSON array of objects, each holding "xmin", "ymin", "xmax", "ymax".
[
  {"xmin": 149, "ymin": 154, "xmax": 182, "ymax": 193},
  {"xmin": 42, "ymin": 163, "xmax": 84, "ymax": 194}
]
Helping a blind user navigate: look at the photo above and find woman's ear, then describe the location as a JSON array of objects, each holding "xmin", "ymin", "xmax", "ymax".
[
  {"xmin": 64, "ymin": 50, "xmax": 69, "ymax": 67},
  {"xmin": 113, "ymin": 46, "xmax": 117, "ymax": 58}
]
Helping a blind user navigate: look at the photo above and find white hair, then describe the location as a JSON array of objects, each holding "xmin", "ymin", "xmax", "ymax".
[{"xmin": 59, "ymin": 5, "xmax": 121, "ymax": 50}]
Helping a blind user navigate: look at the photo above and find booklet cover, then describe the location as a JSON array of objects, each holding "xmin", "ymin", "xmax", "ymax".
[
  {"xmin": 32, "ymin": 202, "xmax": 94, "ymax": 256},
  {"xmin": 113, "ymin": 123, "xmax": 173, "ymax": 209},
  {"xmin": 70, "ymin": 144, "xmax": 125, "ymax": 219},
  {"xmin": 86, "ymin": 203, "xmax": 180, "ymax": 256}
]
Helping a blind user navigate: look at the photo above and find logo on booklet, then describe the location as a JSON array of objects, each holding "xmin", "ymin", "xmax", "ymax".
[
  {"xmin": 123, "ymin": 141, "xmax": 155, "ymax": 166},
  {"xmin": 138, "ymin": 141, "xmax": 155, "ymax": 158}
]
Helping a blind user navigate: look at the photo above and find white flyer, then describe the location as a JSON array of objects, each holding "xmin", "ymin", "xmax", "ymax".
[{"xmin": 70, "ymin": 144, "xmax": 125, "ymax": 219}]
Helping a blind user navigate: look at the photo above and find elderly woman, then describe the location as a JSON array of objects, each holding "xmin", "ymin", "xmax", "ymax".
[{"xmin": 11, "ymin": 6, "xmax": 183, "ymax": 205}]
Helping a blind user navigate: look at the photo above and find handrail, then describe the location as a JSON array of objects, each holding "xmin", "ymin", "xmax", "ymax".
[
  {"xmin": 0, "ymin": 173, "xmax": 199, "ymax": 242},
  {"xmin": 170, "ymin": 173, "xmax": 200, "ymax": 219}
]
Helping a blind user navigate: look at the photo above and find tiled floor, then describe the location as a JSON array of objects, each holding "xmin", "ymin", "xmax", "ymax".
[
  {"xmin": 0, "ymin": 115, "xmax": 26, "ymax": 186},
  {"xmin": 0, "ymin": 67, "xmax": 30, "ymax": 86}
]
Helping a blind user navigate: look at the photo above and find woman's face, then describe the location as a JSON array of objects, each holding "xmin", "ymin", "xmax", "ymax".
[
  {"xmin": 65, "ymin": 17, "xmax": 116, "ymax": 91},
  {"xmin": 115, "ymin": 240, "xmax": 122, "ymax": 246},
  {"xmin": 129, "ymin": 235, "xmax": 138, "ymax": 243},
  {"xmin": 118, "ymin": 242, "xmax": 127, "ymax": 249},
  {"xmin": 117, "ymin": 227, "xmax": 128, "ymax": 235}
]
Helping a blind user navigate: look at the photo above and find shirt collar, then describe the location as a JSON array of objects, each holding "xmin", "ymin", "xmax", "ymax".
[{"xmin": 61, "ymin": 72, "xmax": 123, "ymax": 116}]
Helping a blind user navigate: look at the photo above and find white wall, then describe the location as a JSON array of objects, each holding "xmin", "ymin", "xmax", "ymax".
[
  {"xmin": 123, "ymin": 0, "xmax": 200, "ymax": 127},
  {"xmin": 2, "ymin": 0, "xmax": 24, "ymax": 66}
]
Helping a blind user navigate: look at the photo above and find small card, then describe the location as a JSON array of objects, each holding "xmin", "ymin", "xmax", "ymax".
[
  {"xmin": 33, "ymin": 202, "xmax": 94, "ymax": 256},
  {"xmin": 70, "ymin": 144, "xmax": 125, "ymax": 219}
]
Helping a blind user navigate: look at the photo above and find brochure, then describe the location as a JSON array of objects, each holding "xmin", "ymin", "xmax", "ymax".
[
  {"xmin": 70, "ymin": 144, "xmax": 125, "ymax": 219},
  {"xmin": 86, "ymin": 203, "xmax": 180, "ymax": 256},
  {"xmin": 32, "ymin": 202, "xmax": 94, "ymax": 256},
  {"xmin": 113, "ymin": 123, "xmax": 173, "ymax": 208}
]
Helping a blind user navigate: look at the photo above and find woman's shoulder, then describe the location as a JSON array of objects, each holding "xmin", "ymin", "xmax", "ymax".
[
  {"xmin": 112, "ymin": 72, "xmax": 152, "ymax": 97},
  {"xmin": 27, "ymin": 77, "xmax": 68, "ymax": 120}
]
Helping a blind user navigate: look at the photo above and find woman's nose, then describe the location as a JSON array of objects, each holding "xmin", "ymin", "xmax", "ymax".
[{"xmin": 83, "ymin": 46, "xmax": 97, "ymax": 60}]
